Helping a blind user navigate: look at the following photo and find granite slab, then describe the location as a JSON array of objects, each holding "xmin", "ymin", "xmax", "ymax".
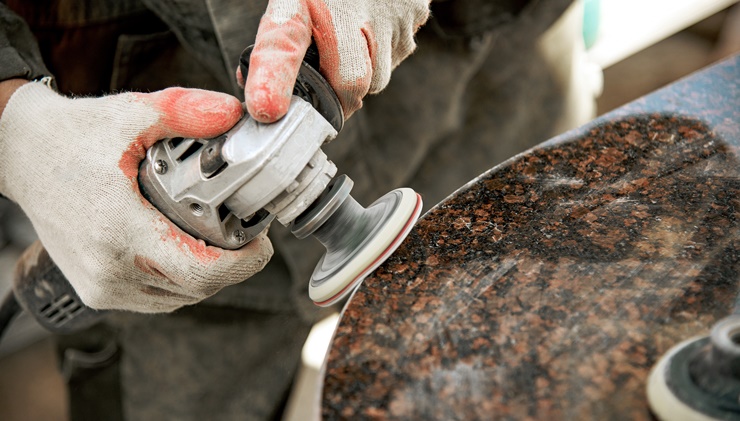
[{"xmin": 321, "ymin": 54, "xmax": 740, "ymax": 420}]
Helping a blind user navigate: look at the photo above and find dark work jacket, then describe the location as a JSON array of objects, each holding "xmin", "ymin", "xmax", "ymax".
[{"xmin": 0, "ymin": 0, "xmax": 568, "ymax": 94}]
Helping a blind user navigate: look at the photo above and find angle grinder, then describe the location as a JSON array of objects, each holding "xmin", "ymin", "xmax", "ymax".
[{"xmin": 1, "ymin": 45, "xmax": 422, "ymax": 335}]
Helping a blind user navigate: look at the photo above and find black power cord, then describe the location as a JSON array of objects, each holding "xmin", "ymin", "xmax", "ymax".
[{"xmin": 0, "ymin": 290, "xmax": 20, "ymax": 341}]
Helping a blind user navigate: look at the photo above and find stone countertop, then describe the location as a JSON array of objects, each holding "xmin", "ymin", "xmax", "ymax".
[{"xmin": 321, "ymin": 54, "xmax": 740, "ymax": 420}]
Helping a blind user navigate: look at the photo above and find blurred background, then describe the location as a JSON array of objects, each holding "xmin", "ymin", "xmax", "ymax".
[{"xmin": 1, "ymin": 0, "xmax": 739, "ymax": 420}]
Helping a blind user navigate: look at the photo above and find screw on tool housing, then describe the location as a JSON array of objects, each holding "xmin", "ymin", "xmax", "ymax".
[
  {"xmin": 232, "ymin": 230, "xmax": 246, "ymax": 244},
  {"xmin": 154, "ymin": 160, "xmax": 168, "ymax": 174}
]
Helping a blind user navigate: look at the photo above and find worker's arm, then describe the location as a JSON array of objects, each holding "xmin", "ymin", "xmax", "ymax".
[
  {"xmin": 0, "ymin": 4, "xmax": 53, "ymax": 83},
  {"xmin": 241, "ymin": 0, "xmax": 431, "ymax": 123},
  {"xmin": 0, "ymin": 79, "xmax": 26, "ymax": 117},
  {"xmin": 0, "ymin": 4, "xmax": 48, "ymax": 115}
]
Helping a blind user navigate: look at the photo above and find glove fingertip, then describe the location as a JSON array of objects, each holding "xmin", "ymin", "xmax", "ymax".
[
  {"xmin": 246, "ymin": 9, "xmax": 312, "ymax": 123},
  {"xmin": 149, "ymin": 88, "xmax": 244, "ymax": 139},
  {"xmin": 235, "ymin": 66, "xmax": 246, "ymax": 89},
  {"xmin": 245, "ymin": 86, "xmax": 291, "ymax": 123}
]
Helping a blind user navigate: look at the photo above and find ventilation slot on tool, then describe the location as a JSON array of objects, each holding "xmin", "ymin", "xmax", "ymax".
[
  {"xmin": 169, "ymin": 137, "xmax": 185, "ymax": 149},
  {"xmin": 242, "ymin": 209, "xmax": 271, "ymax": 228},
  {"xmin": 40, "ymin": 294, "xmax": 83, "ymax": 327},
  {"xmin": 218, "ymin": 204, "xmax": 231, "ymax": 221},
  {"xmin": 177, "ymin": 142, "xmax": 204, "ymax": 162}
]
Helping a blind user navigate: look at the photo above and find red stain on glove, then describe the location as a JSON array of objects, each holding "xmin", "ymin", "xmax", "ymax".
[
  {"xmin": 165, "ymin": 219, "xmax": 222, "ymax": 263},
  {"xmin": 246, "ymin": 1, "xmax": 313, "ymax": 123},
  {"xmin": 118, "ymin": 88, "xmax": 243, "ymax": 181},
  {"xmin": 134, "ymin": 254, "xmax": 170, "ymax": 280}
]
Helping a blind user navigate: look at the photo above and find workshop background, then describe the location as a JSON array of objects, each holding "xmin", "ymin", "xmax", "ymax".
[{"xmin": 1, "ymin": 0, "xmax": 739, "ymax": 420}]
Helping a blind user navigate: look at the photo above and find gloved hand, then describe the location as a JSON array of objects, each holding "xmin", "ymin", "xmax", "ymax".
[
  {"xmin": 0, "ymin": 81, "xmax": 273, "ymax": 313},
  {"xmin": 240, "ymin": 0, "xmax": 431, "ymax": 123}
]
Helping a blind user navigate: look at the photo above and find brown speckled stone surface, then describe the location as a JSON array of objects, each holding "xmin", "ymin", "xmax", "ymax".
[{"xmin": 321, "ymin": 54, "xmax": 740, "ymax": 420}]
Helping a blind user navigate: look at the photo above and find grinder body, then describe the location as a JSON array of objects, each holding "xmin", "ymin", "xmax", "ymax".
[
  {"xmin": 138, "ymin": 44, "xmax": 345, "ymax": 250},
  {"xmin": 139, "ymin": 96, "xmax": 338, "ymax": 250}
]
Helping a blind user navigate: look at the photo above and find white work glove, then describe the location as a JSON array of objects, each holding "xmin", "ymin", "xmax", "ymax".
[
  {"xmin": 240, "ymin": 0, "xmax": 431, "ymax": 122},
  {"xmin": 0, "ymin": 82, "xmax": 273, "ymax": 313}
]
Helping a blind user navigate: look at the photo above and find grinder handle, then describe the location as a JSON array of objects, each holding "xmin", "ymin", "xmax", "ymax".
[{"xmin": 13, "ymin": 240, "xmax": 105, "ymax": 334}]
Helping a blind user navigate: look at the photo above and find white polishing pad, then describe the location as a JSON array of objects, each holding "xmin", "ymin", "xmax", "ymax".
[
  {"xmin": 647, "ymin": 337, "xmax": 719, "ymax": 421},
  {"xmin": 309, "ymin": 188, "xmax": 422, "ymax": 307}
]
